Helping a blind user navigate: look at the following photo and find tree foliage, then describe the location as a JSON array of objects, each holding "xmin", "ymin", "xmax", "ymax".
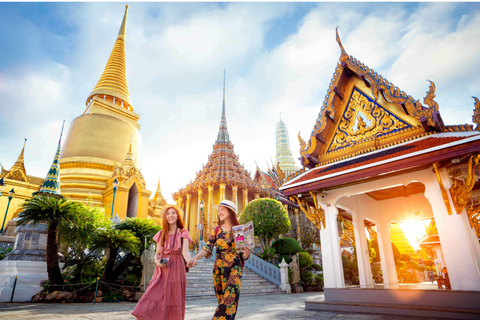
[
  {"xmin": 287, "ymin": 213, "xmax": 320, "ymax": 249},
  {"xmin": 59, "ymin": 204, "xmax": 109, "ymax": 283},
  {"xmin": 91, "ymin": 228, "xmax": 140, "ymax": 284},
  {"xmin": 240, "ymin": 198, "xmax": 290, "ymax": 250},
  {"xmin": 17, "ymin": 196, "xmax": 83, "ymax": 285},
  {"xmin": 272, "ymin": 237, "xmax": 303, "ymax": 256}
]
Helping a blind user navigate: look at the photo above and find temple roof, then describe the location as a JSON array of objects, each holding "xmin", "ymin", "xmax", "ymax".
[
  {"xmin": 282, "ymin": 132, "xmax": 480, "ymax": 195},
  {"xmin": 296, "ymin": 28, "xmax": 475, "ymax": 171},
  {"xmin": 173, "ymin": 75, "xmax": 262, "ymax": 199},
  {"xmin": 87, "ymin": 5, "xmax": 132, "ymax": 110}
]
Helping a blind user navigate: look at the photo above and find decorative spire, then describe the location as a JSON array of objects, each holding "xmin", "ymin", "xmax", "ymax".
[
  {"xmin": 87, "ymin": 5, "xmax": 132, "ymax": 110},
  {"xmin": 154, "ymin": 177, "xmax": 161, "ymax": 202},
  {"xmin": 33, "ymin": 121, "xmax": 65, "ymax": 198},
  {"xmin": 123, "ymin": 135, "xmax": 135, "ymax": 166},
  {"xmin": 4, "ymin": 139, "xmax": 28, "ymax": 182},
  {"xmin": 11, "ymin": 138, "xmax": 27, "ymax": 174},
  {"xmin": 336, "ymin": 27, "xmax": 349, "ymax": 63},
  {"xmin": 216, "ymin": 69, "xmax": 230, "ymax": 144}
]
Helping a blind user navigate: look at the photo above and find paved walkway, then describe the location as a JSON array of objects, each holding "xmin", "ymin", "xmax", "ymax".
[{"xmin": 0, "ymin": 292, "xmax": 444, "ymax": 320}]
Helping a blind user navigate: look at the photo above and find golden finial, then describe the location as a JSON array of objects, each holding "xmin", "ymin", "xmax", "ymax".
[
  {"xmin": 87, "ymin": 6, "xmax": 132, "ymax": 109},
  {"xmin": 336, "ymin": 27, "xmax": 349, "ymax": 63},
  {"xmin": 473, "ymin": 97, "xmax": 480, "ymax": 131}
]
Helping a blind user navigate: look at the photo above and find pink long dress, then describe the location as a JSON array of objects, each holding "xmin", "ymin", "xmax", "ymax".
[{"xmin": 132, "ymin": 228, "xmax": 193, "ymax": 320}]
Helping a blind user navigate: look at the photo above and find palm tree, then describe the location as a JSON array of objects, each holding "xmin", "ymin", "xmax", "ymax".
[
  {"xmin": 110, "ymin": 217, "xmax": 161, "ymax": 281},
  {"xmin": 59, "ymin": 205, "xmax": 109, "ymax": 283},
  {"xmin": 91, "ymin": 228, "xmax": 140, "ymax": 284},
  {"xmin": 17, "ymin": 196, "xmax": 83, "ymax": 285}
]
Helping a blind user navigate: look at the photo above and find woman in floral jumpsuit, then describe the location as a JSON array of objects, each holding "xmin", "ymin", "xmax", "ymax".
[{"xmin": 190, "ymin": 200, "xmax": 250, "ymax": 320}]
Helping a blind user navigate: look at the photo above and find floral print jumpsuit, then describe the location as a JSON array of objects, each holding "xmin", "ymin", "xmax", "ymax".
[{"xmin": 203, "ymin": 227, "xmax": 243, "ymax": 320}]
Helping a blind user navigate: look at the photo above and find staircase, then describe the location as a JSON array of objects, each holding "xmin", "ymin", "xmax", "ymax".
[{"xmin": 186, "ymin": 257, "xmax": 283, "ymax": 299}]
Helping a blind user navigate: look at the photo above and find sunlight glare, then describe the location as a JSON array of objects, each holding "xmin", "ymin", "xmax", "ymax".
[{"xmin": 399, "ymin": 220, "xmax": 430, "ymax": 250}]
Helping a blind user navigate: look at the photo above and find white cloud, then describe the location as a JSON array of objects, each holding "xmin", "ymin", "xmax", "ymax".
[{"xmin": 1, "ymin": 2, "xmax": 480, "ymax": 205}]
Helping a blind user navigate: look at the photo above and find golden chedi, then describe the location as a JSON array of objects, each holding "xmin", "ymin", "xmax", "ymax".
[{"xmin": 60, "ymin": 6, "xmax": 156, "ymax": 221}]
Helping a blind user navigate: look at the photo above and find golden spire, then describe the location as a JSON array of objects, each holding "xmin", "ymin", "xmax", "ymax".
[
  {"xmin": 123, "ymin": 135, "xmax": 135, "ymax": 166},
  {"xmin": 154, "ymin": 177, "xmax": 161, "ymax": 202},
  {"xmin": 5, "ymin": 139, "xmax": 28, "ymax": 181},
  {"xmin": 87, "ymin": 5, "xmax": 132, "ymax": 110}
]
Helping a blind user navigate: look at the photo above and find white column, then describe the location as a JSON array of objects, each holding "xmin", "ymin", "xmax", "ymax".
[
  {"xmin": 424, "ymin": 169, "xmax": 480, "ymax": 290},
  {"xmin": 320, "ymin": 200, "xmax": 345, "ymax": 289},
  {"xmin": 279, "ymin": 260, "xmax": 291, "ymax": 293},
  {"xmin": 376, "ymin": 221, "xmax": 399, "ymax": 289},
  {"xmin": 351, "ymin": 211, "xmax": 374, "ymax": 288}
]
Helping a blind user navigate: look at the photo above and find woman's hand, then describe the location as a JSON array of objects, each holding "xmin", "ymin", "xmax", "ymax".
[
  {"xmin": 243, "ymin": 247, "xmax": 251, "ymax": 259},
  {"xmin": 187, "ymin": 258, "xmax": 197, "ymax": 268}
]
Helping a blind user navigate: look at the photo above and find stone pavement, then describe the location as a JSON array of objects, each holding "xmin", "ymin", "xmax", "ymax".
[{"xmin": 0, "ymin": 292, "xmax": 444, "ymax": 320}]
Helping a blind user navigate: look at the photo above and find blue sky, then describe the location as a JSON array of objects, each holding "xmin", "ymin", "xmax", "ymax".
[{"xmin": 1, "ymin": 2, "xmax": 480, "ymax": 203}]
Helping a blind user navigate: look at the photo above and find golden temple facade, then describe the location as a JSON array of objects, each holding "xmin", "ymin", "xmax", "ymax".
[
  {"xmin": 58, "ymin": 5, "xmax": 168, "ymax": 222},
  {"xmin": 1, "ymin": 6, "xmax": 168, "ymax": 228},
  {"xmin": 173, "ymin": 73, "xmax": 270, "ymax": 243}
]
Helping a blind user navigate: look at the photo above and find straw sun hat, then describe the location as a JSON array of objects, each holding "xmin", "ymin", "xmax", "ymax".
[{"xmin": 213, "ymin": 200, "xmax": 238, "ymax": 217}]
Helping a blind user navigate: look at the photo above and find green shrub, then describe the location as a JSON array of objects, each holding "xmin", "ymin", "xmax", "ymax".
[
  {"xmin": 312, "ymin": 263, "xmax": 322, "ymax": 271},
  {"xmin": 0, "ymin": 247, "xmax": 12, "ymax": 261},
  {"xmin": 260, "ymin": 247, "xmax": 276, "ymax": 261},
  {"xmin": 124, "ymin": 274, "xmax": 141, "ymax": 287},
  {"xmin": 103, "ymin": 289, "xmax": 123, "ymax": 302},
  {"xmin": 279, "ymin": 255, "xmax": 291, "ymax": 264},
  {"xmin": 315, "ymin": 274, "xmax": 324, "ymax": 286},
  {"xmin": 271, "ymin": 238, "xmax": 303, "ymax": 256},
  {"xmin": 298, "ymin": 252, "xmax": 313, "ymax": 269},
  {"xmin": 300, "ymin": 270, "xmax": 313, "ymax": 283}
]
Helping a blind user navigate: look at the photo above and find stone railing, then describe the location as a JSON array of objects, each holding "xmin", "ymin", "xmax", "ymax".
[
  {"xmin": 245, "ymin": 253, "xmax": 281, "ymax": 287},
  {"xmin": 197, "ymin": 241, "xmax": 289, "ymax": 292}
]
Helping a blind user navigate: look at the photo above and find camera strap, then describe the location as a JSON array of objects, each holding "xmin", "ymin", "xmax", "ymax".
[{"xmin": 160, "ymin": 227, "xmax": 178, "ymax": 261}]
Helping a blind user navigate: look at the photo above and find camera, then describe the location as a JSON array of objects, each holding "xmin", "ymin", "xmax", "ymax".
[{"xmin": 159, "ymin": 258, "xmax": 169, "ymax": 266}]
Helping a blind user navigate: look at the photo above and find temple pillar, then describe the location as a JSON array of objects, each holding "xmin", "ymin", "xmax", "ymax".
[
  {"xmin": 185, "ymin": 194, "xmax": 191, "ymax": 233},
  {"xmin": 376, "ymin": 221, "xmax": 399, "ymax": 289},
  {"xmin": 254, "ymin": 193, "xmax": 260, "ymax": 200},
  {"xmin": 294, "ymin": 208, "xmax": 302, "ymax": 247},
  {"xmin": 243, "ymin": 188, "xmax": 248, "ymax": 209},
  {"xmin": 424, "ymin": 168, "xmax": 480, "ymax": 290},
  {"xmin": 319, "ymin": 197, "xmax": 345, "ymax": 289},
  {"xmin": 197, "ymin": 189, "xmax": 204, "ymax": 241},
  {"xmin": 207, "ymin": 185, "xmax": 213, "ymax": 234},
  {"xmin": 351, "ymin": 211, "xmax": 373, "ymax": 288},
  {"xmin": 232, "ymin": 185, "xmax": 238, "ymax": 205},
  {"xmin": 220, "ymin": 183, "xmax": 226, "ymax": 202}
]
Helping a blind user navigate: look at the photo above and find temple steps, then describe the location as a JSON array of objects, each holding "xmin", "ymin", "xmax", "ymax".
[{"xmin": 186, "ymin": 257, "xmax": 283, "ymax": 299}]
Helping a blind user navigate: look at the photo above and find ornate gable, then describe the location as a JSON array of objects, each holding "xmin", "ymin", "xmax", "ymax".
[
  {"xmin": 296, "ymin": 29, "xmax": 469, "ymax": 169},
  {"xmin": 327, "ymin": 88, "xmax": 413, "ymax": 153}
]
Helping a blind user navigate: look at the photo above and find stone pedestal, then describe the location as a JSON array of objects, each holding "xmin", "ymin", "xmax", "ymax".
[{"xmin": 0, "ymin": 223, "xmax": 49, "ymax": 302}]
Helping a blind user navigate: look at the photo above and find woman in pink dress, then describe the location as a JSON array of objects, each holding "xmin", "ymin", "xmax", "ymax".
[{"xmin": 132, "ymin": 204, "xmax": 193, "ymax": 320}]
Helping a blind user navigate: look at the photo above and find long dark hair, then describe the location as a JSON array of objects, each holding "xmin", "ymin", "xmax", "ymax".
[{"xmin": 161, "ymin": 206, "xmax": 185, "ymax": 246}]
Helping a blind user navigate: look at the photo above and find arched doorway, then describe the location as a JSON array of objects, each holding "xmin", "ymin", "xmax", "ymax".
[{"xmin": 127, "ymin": 183, "xmax": 139, "ymax": 218}]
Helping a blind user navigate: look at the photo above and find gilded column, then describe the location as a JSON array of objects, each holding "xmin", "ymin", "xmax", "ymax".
[
  {"xmin": 197, "ymin": 189, "xmax": 204, "ymax": 240},
  {"xmin": 208, "ymin": 185, "xmax": 214, "ymax": 234},
  {"xmin": 243, "ymin": 188, "xmax": 249, "ymax": 210},
  {"xmin": 220, "ymin": 183, "xmax": 226, "ymax": 201},
  {"xmin": 294, "ymin": 207, "xmax": 302, "ymax": 246},
  {"xmin": 185, "ymin": 194, "xmax": 191, "ymax": 232},
  {"xmin": 254, "ymin": 193, "xmax": 260, "ymax": 199},
  {"xmin": 232, "ymin": 185, "xmax": 238, "ymax": 205}
]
